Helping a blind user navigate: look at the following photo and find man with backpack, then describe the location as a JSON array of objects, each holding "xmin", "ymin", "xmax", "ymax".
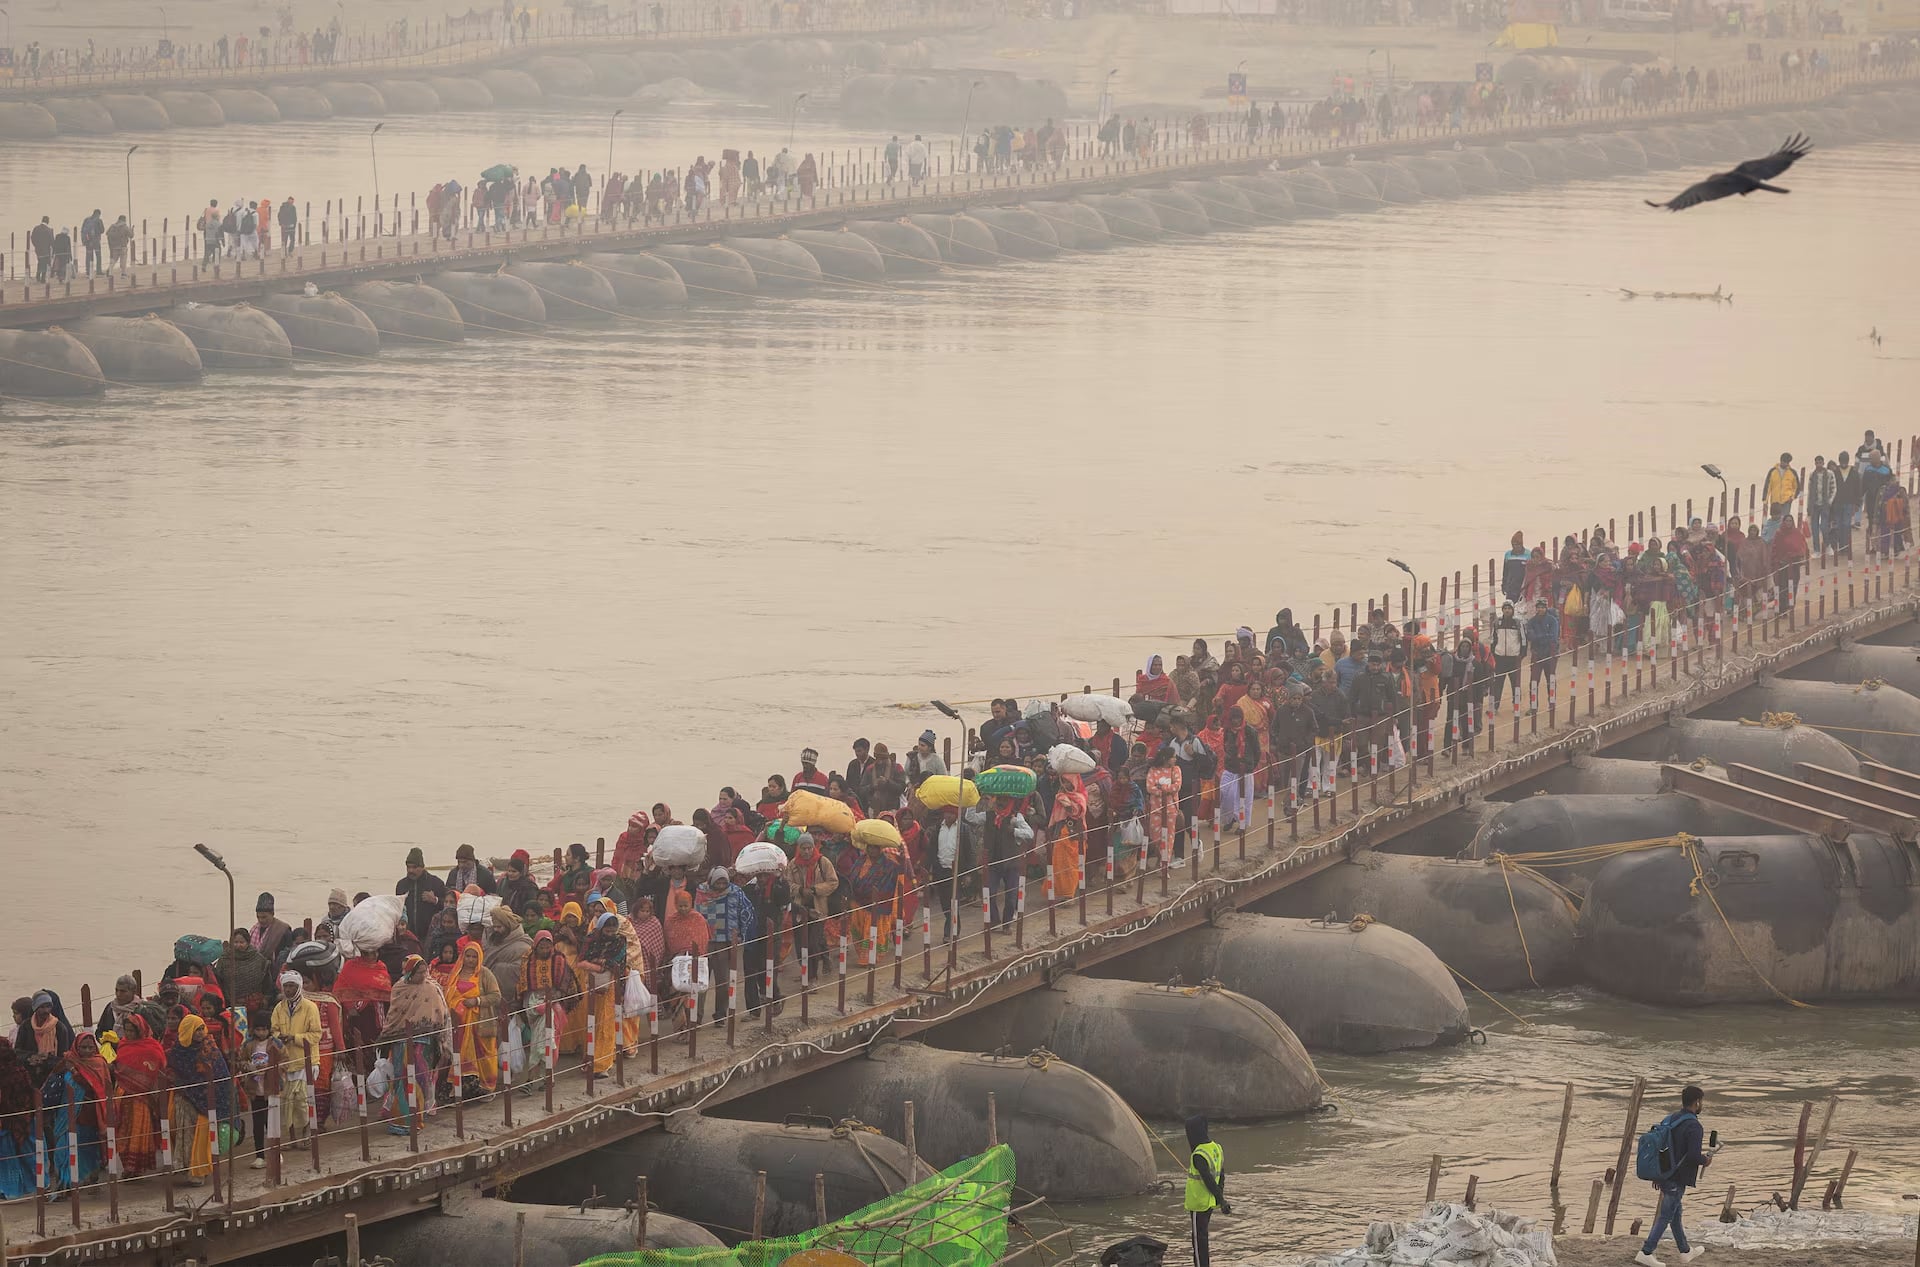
[{"xmin": 1635, "ymin": 1084, "xmax": 1711, "ymax": 1266}]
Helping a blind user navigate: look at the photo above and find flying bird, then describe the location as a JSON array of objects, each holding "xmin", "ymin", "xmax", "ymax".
[{"xmin": 1644, "ymin": 134, "xmax": 1813, "ymax": 211}]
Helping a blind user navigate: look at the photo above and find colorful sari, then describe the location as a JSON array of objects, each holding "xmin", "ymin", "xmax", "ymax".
[
  {"xmin": 444, "ymin": 946, "xmax": 500, "ymax": 1093},
  {"xmin": 1049, "ymin": 774, "xmax": 1087, "ymax": 900},
  {"xmin": 516, "ymin": 933, "xmax": 578, "ymax": 1078},
  {"xmin": 110, "ymin": 1016, "xmax": 169, "ymax": 1176},
  {"xmin": 41, "ymin": 1035, "xmax": 110, "ymax": 1189},
  {"xmin": 166, "ymin": 1016, "xmax": 233, "ymax": 1180}
]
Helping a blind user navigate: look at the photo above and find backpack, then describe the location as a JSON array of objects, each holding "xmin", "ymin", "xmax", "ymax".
[
  {"xmin": 1635, "ymin": 1110, "xmax": 1695, "ymax": 1181},
  {"xmin": 241, "ymin": 211, "xmax": 257, "ymax": 235},
  {"xmin": 221, "ymin": 210, "xmax": 238, "ymax": 234}
]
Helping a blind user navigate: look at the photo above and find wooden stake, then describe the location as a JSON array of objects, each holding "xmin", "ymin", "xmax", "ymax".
[
  {"xmin": 1604, "ymin": 1077, "xmax": 1646, "ymax": 1235},
  {"xmin": 1791, "ymin": 1096, "xmax": 1838, "ymax": 1209},
  {"xmin": 751, "ymin": 1170, "xmax": 768, "ymax": 1239},
  {"xmin": 1425, "ymin": 1154, "xmax": 1440, "ymax": 1203},
  {"xmin": 1788, "ymin": 1100, "xmax": 1813, "ymax": 1205},
  {"xmin": 514, "ymin": 1211, "xmax": 527, "ymax": 1267},
  {"xmin": 1550, "ymin": 1082, "xmax": 1573, "ymax": 1192},
  {"xmin": 1719, "ymin": 1185, "xmax": 1738, "ymax": 1223},
  {"xmin": 987, "ymin": 1092, "xmax": 998, "ymax": 1147},
  {"xmin": 1583, "ymin": 1178, "xmax": 1603, "ymax": 1234},
  {"xmin": 904, "ymin": 1100, "xmax": 917, "ymax": 1174},
  {"xmin": 1463, "ymin": 1174, "xmax": 1479, "ymax": 1210},
  {"xmin": 1833, "ymin": 1148, "xmax": 1858, "ymax": 1208},
  {"xmin": 636, "ymin": 1175, "xmax": 649, "ymax": 1246},
  {"xmin": 815, "ymin": 1172, "xmax": 827, "ymax": 1227},
  {"xmin": 345, "ymin": 1214, "xmax": 360, "ymax": 1267}
]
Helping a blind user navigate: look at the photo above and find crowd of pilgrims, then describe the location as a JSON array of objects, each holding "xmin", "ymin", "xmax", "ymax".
[{"xmin": 3, "ymin": 446, "xmax": 1907, "ymax": 1201}]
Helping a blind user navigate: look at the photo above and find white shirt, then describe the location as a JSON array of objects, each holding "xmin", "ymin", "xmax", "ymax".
[{"xmin": 938, "ymin": 821, "xmax": 959, "ymax": 868}]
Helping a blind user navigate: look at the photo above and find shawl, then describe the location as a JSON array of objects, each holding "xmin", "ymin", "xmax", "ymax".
[
  {"xmin": 334, "ymin": 956, "xmax": 393, "ymax": 1007},
  {"xmin": 166, "ymin": 1028, "xmax": 233, "ymax": 1118},
  {"xmin": 1050, "ymin": 773, "xmax": 1087, "ymax": 827},
  {"xmin": 111, "ymin": 1016, "xmax": 169, "ymax": 1098},
  {"xmin": 664, "ymin": 890, "xmax": 710, "ymax": 959},
  {"xmin": 848, "ymin": 848, "xmax": 904, "ymax": 908},
  {"xmin": 631, "ymin": 912, "xmax": 667, "ymax": 987},
  {"xmin": 519, "ymin": 934, "xmax": 579, "ymax": 1002},
  {"xmin": 0, "ymin": 1038, "xmax": 34, "ymax": 1144},
  {"xmin": 381, "ymin": 971, "xmax": 452, "ymax": 1044}
]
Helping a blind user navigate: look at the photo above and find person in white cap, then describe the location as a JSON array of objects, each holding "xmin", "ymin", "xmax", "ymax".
[{"xmin": 269, "ymin": 971, "xmax": 323, "ymax": 1140}]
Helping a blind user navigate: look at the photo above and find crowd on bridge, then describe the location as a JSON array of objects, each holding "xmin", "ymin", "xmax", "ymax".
[{"xmin": 0, "ymin": 428, "xmax": 1907, "ymax": 1206}]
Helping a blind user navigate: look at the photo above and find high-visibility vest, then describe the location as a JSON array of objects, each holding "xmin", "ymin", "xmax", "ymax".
[{"xmin": 1185, "ymin": 1141, "xmax": 1224, "ymax": 1213}]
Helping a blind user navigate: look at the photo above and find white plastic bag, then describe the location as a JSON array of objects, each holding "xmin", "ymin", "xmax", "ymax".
[
  {"xmin": 329, "ymin": 1071, "xmax": 358, "ymax": 1126},
  {"xmin": 651, "ymin": 824, "xmax": 707, "ymax": 867},
  {"xmin": 366, "ymin": 1056, "xmax": 393, "ymax": 1106},
  {"xmin": 1046, "ymin": 743, "xmax": 1097, "ymax": 775},
  {"xmin": 670, "ymin": 953, "xmax": 711, "ymax": 993},
  {"xmin": 337, "ymin": 895, "xmax": 406, "ymax": 954},
  {"xmin": 501, "ymin": 1018, "xmax": 526, "ymax": 1079},
  {"xmin": 618, "ymin": 969, "xmax": 655, "ymax": 1018}
]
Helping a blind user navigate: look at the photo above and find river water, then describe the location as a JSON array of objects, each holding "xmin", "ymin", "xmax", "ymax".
[{"xmin": 3, "ymin": 115, "xmax": 1918, "ymax": 1246}]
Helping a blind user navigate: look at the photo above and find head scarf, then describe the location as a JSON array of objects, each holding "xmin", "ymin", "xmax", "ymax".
[
  {"xmin": 112, "ymin": 1015, "xmax": 168, "ymax": 1097},
  {"xmin": 167, "ymin": 1015, "xmax": 231, "ymax": 1117},
  {"xmin": 664, "ymin": 888, "xmax": 710, "ymax": 958},
  {"xmin": 560, "ymin": 901, "xmax": 584, "ymax": 926}
]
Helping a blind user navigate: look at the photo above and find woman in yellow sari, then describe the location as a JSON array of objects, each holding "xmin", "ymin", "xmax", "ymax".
[
  {"xmin": 444, "ymin": 943, "xmax": 501, "ymax": 1094},
  {"xmin": 165, "ymin": 1015, "xmax": 233, "ymax": 1186},
  {"xmin": 591, "ymin": 895, "xmax": 647, "ymax": 1056},
  {"xmin": 576, "ymin": 913, "xmax": 627, "ymax": 1074},
  {"xmin": 1049, "ymin": 773, "xmax": 1086, "ymax": 900},
  {"xmin": 554, "ymin": 905, "xmax": 589, "ymax": 1055}
]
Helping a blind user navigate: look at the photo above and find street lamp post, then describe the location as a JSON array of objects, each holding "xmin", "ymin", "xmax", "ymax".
[
  {"xmin": 788, "ymin": 91, "xmax": 808, "ymax": 146},
  {"xmin": 159, "ymin": 5, "xmax": 168, "ymax": 40},
  {"xmin": 606, "ymin": 107, "xmax": 624, "ymax": 208},
  {"xmin": 370, "ymin": 122, "xmax": 385, "ymax": 232},
  {"xmin": 1701, "ymin": 463, "xmax": 1730, "ymax": 523},
  {"xmin": 1389, "ymin": 556, "xmax": 1420, "ymax": 631},
  {"xmin": 193, "ymin": 843, "xmax": 236, "ymax": 939},
  {"xmin": 959, "ymin": 80, "xmax": 982, "ymax": 172},
  {"xmin": 931, "ymin": 699, "xmax": 968, "ymax": 966},
  {"xmin": 125, "ymin": 144, "xmax": 140, "ymax": 238}
]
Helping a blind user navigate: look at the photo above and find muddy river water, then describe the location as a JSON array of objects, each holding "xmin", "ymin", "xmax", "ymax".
[{"xmin": 2, "ymin": 110, "xmax": 1916, "ymax": 1253}]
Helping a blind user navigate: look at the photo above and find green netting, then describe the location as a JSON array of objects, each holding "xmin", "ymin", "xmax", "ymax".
[{"xmin": 579, "ymin": 1145, "xmax": 1015, "ymax": 1267}]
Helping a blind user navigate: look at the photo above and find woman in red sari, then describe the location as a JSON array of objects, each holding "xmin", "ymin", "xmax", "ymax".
[
  {"xmin": 111, "ymin": 1015, "xmax": 169, "ymax": 1176},
  {"xmin": 333, "ymin": 948, "xmax": 392, "ymax": 1076}
]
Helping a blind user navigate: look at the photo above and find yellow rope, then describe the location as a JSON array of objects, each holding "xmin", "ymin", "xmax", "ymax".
[
  {"xmin": 1439, "ymin": 958, "xmax": 1536, "ymax": 1029},
  {"xmin": 1496, "ymin": 860, "xmax": 1540, "ymax": 988},
  {"xmin": 1673, "ymin": 833, "xmax": 1813, "ymax": 1010}
]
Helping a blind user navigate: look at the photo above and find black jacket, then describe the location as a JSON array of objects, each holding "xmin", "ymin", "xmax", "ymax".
[
  {"xmin": 395, "ymin": 871, "xmax": 448, "ymax": 939},
  {"xmin": 1666, "ymin": 1112, "xmax": 1708, "ymax": 1188}
]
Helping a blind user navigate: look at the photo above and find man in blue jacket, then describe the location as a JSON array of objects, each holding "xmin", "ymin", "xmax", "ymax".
[{"xmin": 1637, "ymin": 1085, "xmax": 1711, "ymax": 1267}]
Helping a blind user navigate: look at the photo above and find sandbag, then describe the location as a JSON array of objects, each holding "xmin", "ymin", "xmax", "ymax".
[
  {"xmin": 337, "ymin": 895, "xmax": 405, "ymax": 954},
  {"xmin": 1047, "ymin": 744, "xmax": 1097, "ymax": 775},
  {"xmin": 651, "ymin": 824, "xmax": 707, "ymax": 867},
  {"xmin": 784, "ymin": 788, "xmax": 858, "ymax": 835},
  {"xmin": 734, "ymin": 841, "xmax": 788, "ymax": 875},
  {"xmin": 671, "ymin": 953, "xmax": 712, "ymax": 993},
  {"xmin": 915, "ymin": 775, "xmax": 980, "ymax": 810},
  {"xmin": 850, "ymin": 819, "xmax": 903, "ymax": 849},
  {"xmin": 975, "ymin": 765, "xmax": 1036, "ymax": 797},
  {"xmin": 1061, "ymin": 694, "xmax": 1132, "ymax": 728}
]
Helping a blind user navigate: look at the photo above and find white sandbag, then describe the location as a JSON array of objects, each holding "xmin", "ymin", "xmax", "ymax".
[
  {"xmin": 1022, "ymin": 699, "xmax": 1052, "ymax": 721},
  {"xmin": 456, "ymin": 892, "xmax": 502, "ymax": 927},
  {"xmin": 1060, "ymin": 693, "xmax": 1132, "ymax": 728},
  {"xmin": 734, "ymin": 841, "xmax": 788, "ymax": 875},
  {"xmin": 337, "ymin": 894, "xmax": 406, "ymax": 954},
  {"xmin": 651, "ymin": 823, "xmax": 707, "ymax": 867},
  {"xmin": 618, "ymin": 969, "xmax": 656, "ymax": 1018},
  {"xmin": 671, "ymin": 952, "xmax": 711, "ymax": 993},
  {"xmin": 1046, "ymin": 743, "xmax": 1097, "ymax": 775},
  {"xmin": 1303, "ymin": 1203, "xmax": 1557, "ymax": 1267}
]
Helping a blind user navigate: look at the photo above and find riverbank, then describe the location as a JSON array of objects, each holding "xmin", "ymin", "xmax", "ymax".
[{"xmin": 1553, "ymin": 1237, "xmax": 1915, "ymax": 1266}]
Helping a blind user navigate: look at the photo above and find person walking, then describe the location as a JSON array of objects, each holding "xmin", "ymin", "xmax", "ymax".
[
  {"xmin": 1635, "ymin": 1085, "xmax": 1711, "ymax": 1266},
  {"xmin": 1489, "ymin": 601, "xmax": 1526, "ymax": 708},
  {"xmin": 80, "ymin": 209, "xmax": 105, "ymax": 275},
  {"xmin": 1805, "ymin": 454, "xmax": 1836, "ymax": 560},
  {"xmin": 1763, "ymin": 452, "xmax": 1799, "ymax": 520},
  {"xmin": 278, "ymin": 197, "xmax": 299, "ymax": 254},
  {"xmin": 30, "ymin": 216, "xmax": 55, "ymax": 281},
  {"xmin": 1183, "ymin": 1115, "xmax": 1230, "ymax": 1267},
  {"xmin": 107, "ymin": 215, "xmax": 133, "ymax": 271}
]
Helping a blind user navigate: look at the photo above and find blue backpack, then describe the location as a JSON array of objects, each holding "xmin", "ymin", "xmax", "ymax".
[{"xmin": 1635, "ymin": 1110, "xmax": 1696, "ymax": 1181}]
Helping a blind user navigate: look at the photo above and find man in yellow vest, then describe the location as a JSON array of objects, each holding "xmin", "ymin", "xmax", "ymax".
[{"xmin": 1184, "ymin": 1116, "xmax": 1230, "ymax": 1267}]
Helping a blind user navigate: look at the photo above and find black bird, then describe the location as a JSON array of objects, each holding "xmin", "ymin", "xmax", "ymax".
[{"xmin": 1645, "ymin": 134, "xmax": 1813, "ymax": 211}]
